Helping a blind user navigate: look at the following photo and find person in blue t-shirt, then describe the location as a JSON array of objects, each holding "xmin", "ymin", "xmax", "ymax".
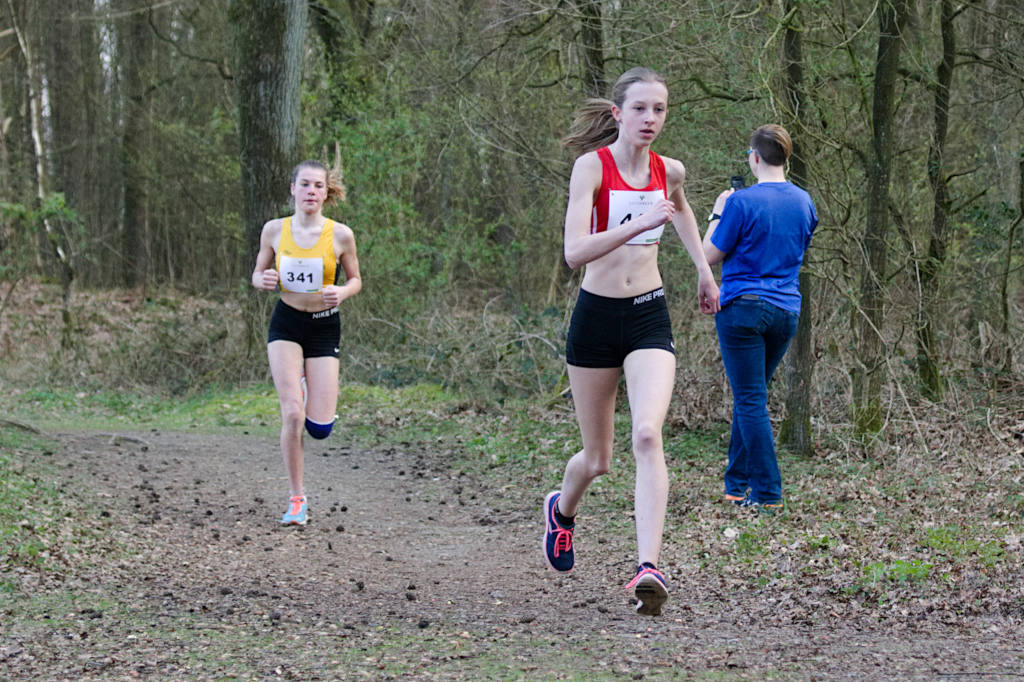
[{"xmin": 703, "ymin": 124, "xmax": 818, "ymax": 511}]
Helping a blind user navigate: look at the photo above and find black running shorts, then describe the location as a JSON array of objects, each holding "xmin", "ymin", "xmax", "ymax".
[
  {"xmin": 267, "ymin": 299, "xmax": 341, "ymax": 358},
  {"xmin": 565, "ymin": 287, "xmax": 675, "ymax": 368}
]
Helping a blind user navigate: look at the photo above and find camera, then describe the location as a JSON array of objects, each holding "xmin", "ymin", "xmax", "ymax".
[{"xmin": 730, "ymin": 175, "xmax": 746, "ymax": 190}]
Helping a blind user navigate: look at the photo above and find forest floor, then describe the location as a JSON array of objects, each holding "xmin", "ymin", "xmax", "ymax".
[
  {"xmin": 1, "ymin": 280, "xmax": 1023, "ymax": 679},
  {"xmin": 2, "ymin": 421, "xmax": 1023, "ymax": 680}
]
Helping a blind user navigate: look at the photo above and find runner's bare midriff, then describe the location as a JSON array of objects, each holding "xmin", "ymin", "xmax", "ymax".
[
  {"xmin": 280, "ymin": 291, "xmax": 335, "ymax": 313},
  {"xmin": 579, "ymin": 243, "xmax": 662, "ymax": 298}
]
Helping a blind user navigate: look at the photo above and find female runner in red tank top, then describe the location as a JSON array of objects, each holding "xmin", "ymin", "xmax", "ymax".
[
  {"xmin": 542, "ymin": 68, "xmax": 719, "ymax": 616},
  {"xmin": 251, "ymin": 160, "xmax": 362, "ymax": 526}
]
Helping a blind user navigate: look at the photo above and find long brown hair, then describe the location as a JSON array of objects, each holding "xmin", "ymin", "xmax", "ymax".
[
  {"xmin": 291, "ymin": 160, "xmax": 346, "ymax": 207},
  {"xmin": 560, "ymin": 67, "xmax": 668, "ymax": 156}
]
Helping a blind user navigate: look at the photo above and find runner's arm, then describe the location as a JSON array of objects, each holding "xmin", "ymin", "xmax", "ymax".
[
  {"xmin": 563, "ymin": 153, "xmax": 674, "ymax": 270},
  {"xmin": 252, "ymin": 220, "xmax": 281, "ymax": 291},
  {"xmin": 321, "ymin": 223, "xmax": 361, "ymax": 307},
  {"xmin": 665, "ymin": 159, "xmax": 720, "ymax": 314}
]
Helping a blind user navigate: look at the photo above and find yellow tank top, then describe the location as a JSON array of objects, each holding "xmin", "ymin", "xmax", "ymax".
[{"xmin": 275, "ymin": 217, "xmax": 337, "ymax": 293}]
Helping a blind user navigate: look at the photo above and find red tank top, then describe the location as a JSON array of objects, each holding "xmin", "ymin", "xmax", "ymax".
[{"xmin": 591, "ymin": 146, "xmax": 668, "ymax": 245}]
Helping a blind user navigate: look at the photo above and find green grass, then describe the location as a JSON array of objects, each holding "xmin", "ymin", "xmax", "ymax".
[
  {"xmin": 734, "ymin": 530, "xmax": 767, "ymax": 559},
  {"xmin": 0, "ymin": 424, "xmax": 142, "ymax": 587},
  {"xmin": 4, "ymin": 382, "xmax": 463, "ymax": 436},
  {"xmin": 860, "ymin": 559, "xmax": 933, "ymax": 587},
  {"xmin": 0, "ymin": 429, "xmax": 65, "ymax": 569},
  {"xmin": 921, "ymin": 525, "xmax": 1005, "ymax": 567},
  {"xmin": 6, "ymin": 384, "xmax": 280, "ymax": 433}
]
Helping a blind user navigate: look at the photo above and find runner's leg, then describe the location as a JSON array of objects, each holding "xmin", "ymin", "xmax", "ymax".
[
  {"xmin": 303, "ymin": 355, "xmax": 340, "ymax": 425},
  {"xmin": 558, "ymin": 365, "xmax": 621, "ymax": 517},
  {"xmin": 268, "ymin": 340, "xmax": 305, "ymax": 497},
  {"xmin": 622, "ymin": 348, "xmax": 675, "ymax": 567}
]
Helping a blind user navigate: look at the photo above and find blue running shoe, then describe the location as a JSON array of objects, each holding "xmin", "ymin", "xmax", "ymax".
[
  {"xmin": 543, "ymin": 491, "xmax": 574, "ymax": 572},
  {"xmin": 739, "ymin": 497, "xmax": 783, "ymax": 514},
  {"xmin": 625, "ymin": 564, "xmax": 668, "ymax": 616},
  {"xmin": 281, "ymin": 495, "xmax": 308, "ymax": 526}
]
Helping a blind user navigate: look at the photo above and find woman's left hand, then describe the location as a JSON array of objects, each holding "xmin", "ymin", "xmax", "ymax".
[
  {"xmin": 713, "ymin": 188, "xmax": 735, "ymax": 216},
  {"xmin": 321, "ymin": 285, "xmax": 343, "ymax": 308},
  {"xmin": 697, "ymin": 271, "xmax": 721, "ymax": 315}
]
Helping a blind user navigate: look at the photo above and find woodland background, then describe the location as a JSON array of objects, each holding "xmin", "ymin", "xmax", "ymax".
[{"xmin": 1, "ymin": 0, "xmax": 1022, "ymax": 452}]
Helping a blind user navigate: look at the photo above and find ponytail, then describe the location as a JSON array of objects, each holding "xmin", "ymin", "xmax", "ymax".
[
  {"xmin": 561, "ymin": 98, "xmax": 618, "ymax": 156},
  {"xmin": 324, "ymin": 166, "xmax": 346, "ymax": 207},
  {"xmin": 561, "ymin": 67, "xmax": 668, "ymax": 158}
]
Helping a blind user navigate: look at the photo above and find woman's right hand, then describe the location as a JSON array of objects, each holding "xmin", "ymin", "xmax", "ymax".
[
  {"xmin": 638, "ymin": 198, "xmax": 676, "ymax": 233},
  {"xmin": 259, "ymin": 268, "xmax": 279, "ymax": 291}
]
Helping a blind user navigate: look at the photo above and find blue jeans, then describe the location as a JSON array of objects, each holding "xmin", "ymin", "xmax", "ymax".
[{"xmin": 715, "ymin": 297, "xmax": 799, "ymax": 504}]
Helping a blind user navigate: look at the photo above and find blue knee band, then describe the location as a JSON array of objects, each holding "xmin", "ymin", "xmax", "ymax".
[{"xmin": 304, "ymin": 416, "xmax": 335, "ymax": 440}]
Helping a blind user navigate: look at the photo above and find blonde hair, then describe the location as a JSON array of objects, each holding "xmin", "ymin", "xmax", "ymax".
[
  {"xmin": 560, "ymin": 67, "xmax": 668, "ymax": 156},
  {"xmin": 291, "ymin": 159, "xmax": 346, "ymax": 207}
]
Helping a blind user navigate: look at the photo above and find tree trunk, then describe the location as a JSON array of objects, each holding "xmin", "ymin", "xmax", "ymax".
[
  {"xmin": 915, "ymin": 0, "xmax": 956, "ymax": 400},
  {"xmin": 999, "ymin": 154, "xmax": 1023, "ymax": 373},
  {"xmin": 851, "ymin": 0, "xmax": 912, "ymax": 435},
  {"xmin": 0, "ymin": 48, "xmax": 10, "ymax": 202},
  {"xmin": 777, "ymin": 0, "xmax": 815, "ymax": 457},
  {"xmin": 229, "ymin": 0, "xmax": 307, "ymax": 358},
  {"xmin": 229, "ymin": 0, "xmax": 308, "ymax": 270},
  {"xmin": 348, "ymin": 0, "xmax": 376, "ymax": 46},
  {"xmin": 6, "ymin": 0, "xmax": 75, "ymax": 344},
  {"xmin": 310, "ymin": 0, "xmax": 376, "ymax": 123},
  {"xmin": 574, "ymin": 0, "xmax": 604, "ymax": 97},
  {"xmin": 119, "ymin": 0, "xmax": 156, "ymax": 289},
  {"xmin": 45, "ymin": 0, "xmax": 105, "ymax": 280}
]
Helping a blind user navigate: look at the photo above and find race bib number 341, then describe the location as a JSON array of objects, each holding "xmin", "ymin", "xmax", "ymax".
[
  {"xmin": 279, "ymin": 256, "xmax": 324, "ymax": 293},
  {"xmin": 608, "ymin": 189, "xmax": 666, "ymax": 245}
]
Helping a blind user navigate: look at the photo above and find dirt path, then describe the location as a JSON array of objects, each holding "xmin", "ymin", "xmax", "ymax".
[{"xmin": 4, "ymin": 429, "xmax": 1024, "ymax": 680}]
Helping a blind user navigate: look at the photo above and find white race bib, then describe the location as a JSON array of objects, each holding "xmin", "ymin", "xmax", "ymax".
[
  {"xmin": 608, "ymin": 189, "xmax": 665, "ymax": 245},
  {"xmin": 279, "ymin": 256, "xmax": 324, "ymax": 293}
]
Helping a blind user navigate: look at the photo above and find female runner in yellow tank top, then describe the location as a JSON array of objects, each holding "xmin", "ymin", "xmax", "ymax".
[{"xmin": 251, "ymin": 160, "xmax": 362, "ymax": 525}]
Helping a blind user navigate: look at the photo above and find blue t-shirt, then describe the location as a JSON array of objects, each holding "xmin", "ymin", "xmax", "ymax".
[{"xmin": 710, "ymin": 181, "xmax": 817, "ymax": 314}]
